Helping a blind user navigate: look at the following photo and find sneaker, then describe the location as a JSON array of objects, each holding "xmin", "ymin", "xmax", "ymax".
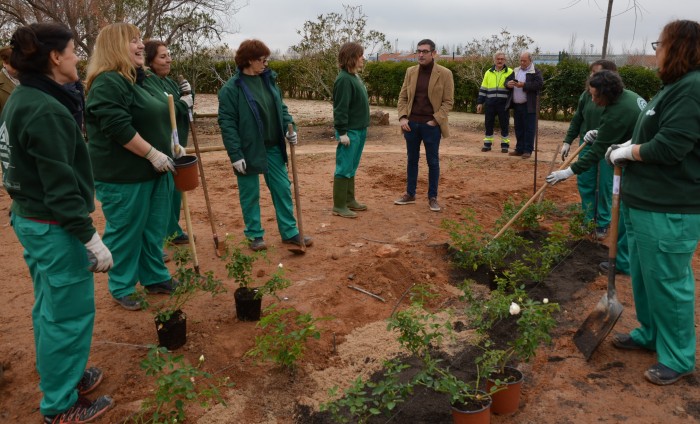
[
  {"xmin": 644, "ymin": 362, "xmax": 693, "ymax": 385},
  {"xmin": 611, "ymin": 333, "xmax": 650, "ymax": 351},
  {"xmin": 171, "ymin": 233, "xmax": 191, "ymax": 245},
  {"xmin": 249, "ymin": 237, "xmax": 267, "ymax": 252},
  {"xmin": 282, "ymin": 234, "xmax": 314, "ymax": 247},
  {"xmin": 44, "ymin": 395, "xmax": 114, "ymax": 424},
  {"xmin": 481, "ymin": 146, "xmax": 491, "ymax": 152},
  {"xmin": 77, "ymin": 367, "xmax": 103, "ymax": 396},
  {"xmin": 113, "ymin": 294, "xmax": 141, "ymax": 311},
  {"xmin": 521, "ymin": 153, "xmax": 532, "ymax": 159},
  {"xmin": 508, "ymin": 151, "xmax": 523, "ymax": 157},
  {"xmin": 145, "ymin": 278, "xmax": 180, "ymax": 294},
  {"xmin": 394, "ymin": 193, "xmax": 416, "ymax": 205},
  {"xmin": 429, "ymin": 197, "xmax": 441, "ymax": 212},
  {"xmin": 595, "ymin": 226, "xmax": 609, "ymax": 240}
]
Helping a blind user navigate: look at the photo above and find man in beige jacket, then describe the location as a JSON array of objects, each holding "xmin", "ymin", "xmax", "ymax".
[{"xmin": 395, "ymin": 39, "xmax": 454, "ymax": 212}]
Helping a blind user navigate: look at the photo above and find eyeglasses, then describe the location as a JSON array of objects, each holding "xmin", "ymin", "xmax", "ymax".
[
  {"xmin": 415, "ymin": 49, "xmax": 433, "ymax": 55},
  {"xmin": 651, "ymin": 41, "xmax": 661, "ymax": 51}
]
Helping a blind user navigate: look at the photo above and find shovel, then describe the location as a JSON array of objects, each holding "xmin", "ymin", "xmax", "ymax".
[
  {"xmin": 286, "ymin": 123, "xmax": 306, "ymax": 255},
  {"xmin": 492, "ymin": 138, "xmax": 593, "ymax": 241},
  {"xmin": 178, "ymin": 76, "xmax": 224, "ymax": 257},
  {"xmin": 168, "ymin": 94, "xmax": 200, "ymax": 274},
  {"xmin": 573, "ymin": 165, "xmax": 624, "ymax": 360}
]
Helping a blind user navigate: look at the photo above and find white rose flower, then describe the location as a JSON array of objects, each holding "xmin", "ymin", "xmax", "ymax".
[
  {"xmin": 509, "ymin": 302, "xmax": 521, "ymax": 315},
  {"xmin": 278, "ymin": 263, "xmax": 283, "ymax": 268},
  {"xmin": 543, "ymin": 298, "xmax": 549, "ymax": 304},
  {"xmin": 199, "ymin": 354, "xmax": 205, "ymax": 362}
]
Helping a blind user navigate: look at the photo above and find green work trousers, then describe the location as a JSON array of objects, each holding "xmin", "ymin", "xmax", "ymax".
[
  {"xmin": 334, "ymin": 128, "xmax": 367, "ymax": 178},
  {"xmin": 236, "ymin": 145, "xmax": 298, "ymax": 240},
  {"xmin": 11, "ymin": 214, "xmax": 94, "ymax": 416},
  {"xmin": 96, "ymin": 175, "xmax": 172, "ymax": 299},
  {"xmin": 624, "ymin": 205, "xmax": 700, "ymax": 373},
  {"xmin": 577, "ymin": 147, "xmax": 613, "ymax": 229},
  {"xmin": 166, "ymin": 187, "xmax": 185, "ymax": 240}
]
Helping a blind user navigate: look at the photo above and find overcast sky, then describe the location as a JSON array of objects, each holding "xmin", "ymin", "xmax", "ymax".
[{"xmin": 222, "ymin": 0, "xmax": 687, "ymax": 56}]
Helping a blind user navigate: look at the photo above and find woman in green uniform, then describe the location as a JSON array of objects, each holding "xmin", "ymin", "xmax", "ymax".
[
  {"xmin": 1, "ymin": 23, "xmax": 114, "ymax": 423},
  {"xmin": 218, "ymin": 39, "xmax": 311, "ymax": 252},
  {"xmin": 143, "ymin": 39, "xmax": 193, "ymax": 245},
  {"xmin": 547, "ymin": 70, "xmax": 647, "ymax": 276},
  {"xmin": 331, "ymin": 41, "xmax": 370, "ymax": 219},
  {"xmin": 606, "ymin": 19, "xmax": 700, "ymax": 386},
  {"xmin": 85, "ymin": 23, "xmax": 180, "ymax": 310},
  {"xmin": 559, "ymin": 59, "xmax": 617, "ymax": 240}
]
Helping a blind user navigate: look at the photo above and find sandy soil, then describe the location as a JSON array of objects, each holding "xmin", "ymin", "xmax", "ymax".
[{"xmin": 1, "ymin": 95, "xmax": 699, "ymax": 424}]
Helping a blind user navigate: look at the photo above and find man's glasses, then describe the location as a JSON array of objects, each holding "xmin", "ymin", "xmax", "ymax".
[
  {"xmin": 416, "ymin": 49, "xmax": 433, "ymax": 55},
  {"xmin": 651, "ymin": 41, "xmax": 661, "ymax": 51}
]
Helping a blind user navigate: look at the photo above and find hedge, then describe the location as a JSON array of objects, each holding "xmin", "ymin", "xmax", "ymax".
[{"xmin": 172, "ymin": 57, "xmax": 661, "ymax": 121}]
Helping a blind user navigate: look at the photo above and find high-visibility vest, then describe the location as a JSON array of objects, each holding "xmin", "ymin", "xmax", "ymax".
[{"xmin": 477, "ymin": 65, "xmax": 513, "ymax": 105}]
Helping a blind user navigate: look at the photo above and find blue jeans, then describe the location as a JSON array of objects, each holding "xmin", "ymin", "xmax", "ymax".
[
  {"xmin": 403, "ymin": 121, "xmax": 441, "ymax": 199},
  {"xmin": 512, "ymin": 103, "xmax": 536, "ymax": 154}
]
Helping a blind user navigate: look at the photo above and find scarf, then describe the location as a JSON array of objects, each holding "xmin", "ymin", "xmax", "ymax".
[
  {"xmin": 19, "ymin": 73, "xmax": 82, "ymax": 127},
  {"xmin": 2, "ymin": 67, "xmax": 19, "ymax": 86}
]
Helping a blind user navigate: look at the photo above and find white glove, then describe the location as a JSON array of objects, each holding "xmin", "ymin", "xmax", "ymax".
[
  {"xmin": 338, "ymin": 134, "xmax": 350, "ymax": 146},
  {"xmin": 179, "ymin": 79, "xmax": 191, "ymax": 94},
  {"xmin": 285, "ymin": 130, "xmax": 298, "ymax": 145},
  {"xmin": 172, "ymin": 142, "xmax": 184, "ymax": 159},
  {"xmin": 605, "ymin": 139, "xmax": 632, "ymax": 165},
  {"xmin": 607, "ymin": 144, "xmax": 635, "ymax": 167},
  {"xmin": 233, "ymin": 159, "xmax": 246, "ymax": 174},
  {"xmin": 583, "ymin": 130, "xmax": 598, "ymax": 144},
  {"xmin": 546, "ymin": 167, "xmax": 575, "ymax": 185},
  {"xmin": 180, "ymin": 94, "xmax": 193, "ymax": 108},
  {"xmin": 145, "ymin": 147, "xmax": 175, "ymax": 173},
  {"xmin": 85, "ymin": 233, "xmax": 113, "ymax": 273},
  {"xmin": 560, "ymin": 142, "xmax": 571, "ymax": 161}
]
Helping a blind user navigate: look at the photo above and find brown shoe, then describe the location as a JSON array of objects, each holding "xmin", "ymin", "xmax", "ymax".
[
  {"xmin": 429, "ymin": 197, "xmax": 441, "ymax": 212},
  {"xmin": 508, "ymin": 151, "xmax": 523, "ymax": 156},
  {"xmin": 394, "ymin": 193, "xmax": 416, "ymax": 205},
  {"xmin": 521, "ymin": 153, "xmax": 531, "ymax": 159}
]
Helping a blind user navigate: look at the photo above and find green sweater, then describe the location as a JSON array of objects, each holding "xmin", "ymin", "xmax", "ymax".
[
  {"xmin": 1, "ymin": 85, "xmax": 95, "ymax": 243},
  {"xmin": 86, "ymin": 71, "xmax": 172, "ymax": 183},
  {"xmin": 142, "ymin": 71, "xmax": 190, "ymax": 147},
  {"xmin": 333, "ymin": 69, "xmax": 370, "ymax": 135},
  {"xmin": 623, "ymin": 70, "xmax": 700, "ymax": 213},
  {"xmin": 564, "ymin": 91, "xmax": 604, "ymax": 145},
  {"xmin": 571, "ymin": 89, "xmax": 646, "ymax": 175}
]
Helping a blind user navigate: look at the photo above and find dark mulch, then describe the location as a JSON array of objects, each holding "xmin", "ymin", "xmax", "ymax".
[{"xmin": 294, "ymin": 233, "xmax": 609, "ymax": 424}]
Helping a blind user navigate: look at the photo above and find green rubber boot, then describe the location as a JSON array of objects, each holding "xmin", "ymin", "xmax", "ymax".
[
  {"xmin": 333, "ymin": 178, "xmax": 357, "ymax": 218},
  {"xmin": 347, "ymin": 177, "xmax": 367, "ymax": 211}
]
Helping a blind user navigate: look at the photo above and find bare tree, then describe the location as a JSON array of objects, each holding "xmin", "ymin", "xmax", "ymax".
[
  {"xmin": 291, "ymin": 4, "xmax": 391, "ymax": 101},
  {"xmin": 0, "ymin": 0, "xmax": 247, "ymax": 56}
]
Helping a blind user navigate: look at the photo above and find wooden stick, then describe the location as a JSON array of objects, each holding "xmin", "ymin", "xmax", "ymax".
[
  {"xmin": 287, "ymin": 123, "xmax": 306, "ymax": 253},
  {"xmin": 347, "ymin": 285, "xmax": 386, "ymax": 302},
  {"xmin": 182, "ymin": 191, "xmax": 200, "ymax": 274}
]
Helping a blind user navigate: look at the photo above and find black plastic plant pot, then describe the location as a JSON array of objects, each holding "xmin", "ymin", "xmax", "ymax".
[
  {"xmin": 234, "ymin": 287, "xmax": 262, "ymax": 321},
  {"xmin": 155, "ymin": 309, "xmax": 187, "ymax": 350}
]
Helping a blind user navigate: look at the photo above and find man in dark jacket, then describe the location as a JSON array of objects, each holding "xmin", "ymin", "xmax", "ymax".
[{"xmin": 505, "ymin": 52, "xmax": 543, "ymax": 159}]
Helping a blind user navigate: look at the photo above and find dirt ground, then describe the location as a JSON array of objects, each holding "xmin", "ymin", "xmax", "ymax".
[{"xmin": 1, "ymin": 95, "xmax": 699, "ymax": 424}]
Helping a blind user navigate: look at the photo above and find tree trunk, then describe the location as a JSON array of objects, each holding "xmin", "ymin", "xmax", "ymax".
[{"xmin": 601, "ymin": 0, "xmax": 614, "ymax": 58}]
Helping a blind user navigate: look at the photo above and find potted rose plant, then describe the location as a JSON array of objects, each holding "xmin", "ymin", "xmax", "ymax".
[
  {"xmin": 138, "ymin": 246, "xmax": 226, "ymax": 350},
  {"xmin": 224, "ymin": 240, "xmax": 291, "ymax": 321}
]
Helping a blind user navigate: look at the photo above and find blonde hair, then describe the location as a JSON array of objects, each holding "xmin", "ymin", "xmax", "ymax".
[{"xmin": 86, "ymin": 23, "xmax": 141, "ymax": 91}]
